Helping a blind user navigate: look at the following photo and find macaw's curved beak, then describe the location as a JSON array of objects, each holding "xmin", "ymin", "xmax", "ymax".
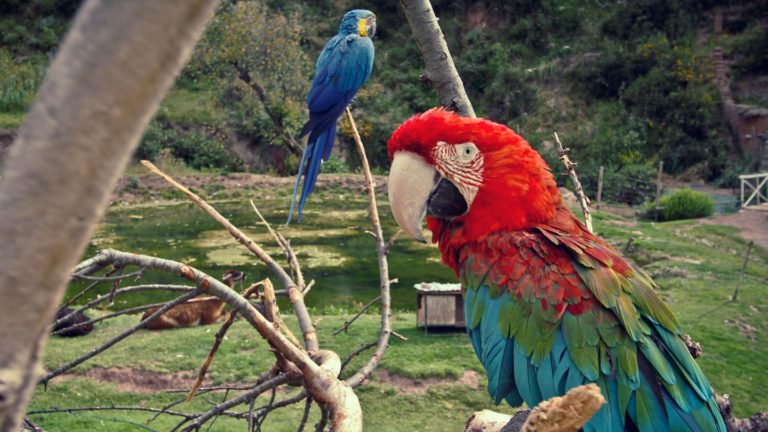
[
  {"xmin": 388, "ymin": 151, "xmax": 468, "ymax": 243},
  {"xmin": 366, "ymin": 16, "xmax": 377, "ymax": 38}
]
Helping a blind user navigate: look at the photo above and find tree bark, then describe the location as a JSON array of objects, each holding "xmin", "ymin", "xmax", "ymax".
[
  {"xmin": 0, "ymin": 1, "xmax": 219, "ymax": 429},
  {"xmin": 400, "ymin": 0, "xmax": 476, "ymax": 118}
]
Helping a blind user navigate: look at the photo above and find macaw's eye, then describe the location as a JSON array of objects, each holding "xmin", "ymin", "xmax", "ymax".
[{"xmin": 456, "ymin": 143, "xmax": 478, "ymax": 163}]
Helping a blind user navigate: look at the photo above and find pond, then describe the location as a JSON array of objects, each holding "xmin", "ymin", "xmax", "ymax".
[{"xmin": 69, "ymin": 184, "xmax": 455, "ymax": 312}]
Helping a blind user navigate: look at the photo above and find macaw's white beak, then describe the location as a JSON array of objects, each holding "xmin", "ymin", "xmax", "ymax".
[
  {"xmin": 388, "ymin": 151, "xmax": 469, "ymax": 243},
  {"xmin": 388, "ymin": 152, "xmax": 434, "ymax": 243}
]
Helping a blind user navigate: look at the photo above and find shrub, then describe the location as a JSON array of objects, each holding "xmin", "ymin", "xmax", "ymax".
[
  {"xmin": 0, "ymin": 49, "xmax": 45, "ymax": 112},
  {"xmin": 136, "ymin": 120, "xmax": 242, "ymax": 171},
  {"xmin": 320, "ymin": 157, "xmax": 350, "ymax": 174},
  {"xmin": 646, "ymin": 189, "xmax": 714, "ymax": 221}
]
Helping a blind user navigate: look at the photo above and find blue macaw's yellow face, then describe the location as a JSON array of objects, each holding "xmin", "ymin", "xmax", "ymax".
[
  {"xmin": 342, "ymin": 9, "xmax": 376, "ymax": 38},
  {"xmin": 358, "ymin": 15, "xmax": 376, "ymax": 38}
]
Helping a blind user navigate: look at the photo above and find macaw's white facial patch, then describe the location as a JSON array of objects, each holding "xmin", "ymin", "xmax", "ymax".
[{"xmin": 432, "ymin": 141, "xmax": 483, "ymax": 207}]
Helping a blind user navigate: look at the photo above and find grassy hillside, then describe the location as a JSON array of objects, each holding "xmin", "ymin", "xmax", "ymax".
[{"xmin": 1, "ymin": 1, "xmax": 767, "ymax": 185}]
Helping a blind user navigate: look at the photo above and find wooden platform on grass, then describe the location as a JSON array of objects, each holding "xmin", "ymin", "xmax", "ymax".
[{"xmin": 744, "ymin": 203, "xmax": 768, "ymax": 212}]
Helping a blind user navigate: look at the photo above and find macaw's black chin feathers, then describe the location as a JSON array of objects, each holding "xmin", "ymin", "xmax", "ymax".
[{"xmin": 426, "ymin": 178, "xmax": 468, "ymax": 219}]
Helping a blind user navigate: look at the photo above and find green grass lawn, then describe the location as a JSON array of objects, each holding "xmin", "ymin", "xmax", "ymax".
[
  {"xmin": 35, "ymin": 313, "xmax": 511, "ymax": 432},
  {"xmin": 30, "ymin": 175, "xmax": 768, "ymax": 430}
]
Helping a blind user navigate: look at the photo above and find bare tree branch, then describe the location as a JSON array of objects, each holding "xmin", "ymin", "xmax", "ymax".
[
  {"xmin": 71, "ymin": 249, "xmax": 361, "ymax": 432},
  {"xmin": 340, "ymin": 109, "xmax": 392, "ymax": 389},
  {"xmin": 187, "ymin": 282, "xmax": 264, "ymax": 401},
  {"xmin": 52, "ymin": 284, "xmax": 196, "ymax": 330},
  {"xmin": 0, "ymin": 1, "xmax": 219, "ymax": 427},
  {"xmin": 41, "ymin": 288, "xmax": 204, "ymax": 385},
  {"xmin": 235, "ymin": 64, "xmax": 304, "ymax": 157},
  {"xmin": 141, "ymin": 160, "xmax": 319, "ymax": 353},
  {"xmin": 400, "ymin": 0, "xmax": 475, "ymax": 117},
  {"xmin": 333, "ymin": 296, "xmax": 381, "ymax": 336},
  {"xmin": 175, "ymin": 373, "xmax": 297, "ymax": 432},
  {"xmin": 61, "ymin": 266, "xmax": 120, "ymax": 309},
  {"xmin": 554, "ymin": 132, "xmax": 593, "ymax": 233}
]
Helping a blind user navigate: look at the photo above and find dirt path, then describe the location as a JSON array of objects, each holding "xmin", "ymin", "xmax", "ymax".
[
  {"xmin": 702, "ymin": 209, "xmax": 768, "ymax": 250},
  {"xmin": 55, "ymin": 367, "xmax": 210, "ymax": 394},
  {"xmin": 55, "ymin": 366, "xmax": 480, "ymax": 395},
  {"xmin": 112, "ymin": 173, "xmax": 387, "ymax": 205}
]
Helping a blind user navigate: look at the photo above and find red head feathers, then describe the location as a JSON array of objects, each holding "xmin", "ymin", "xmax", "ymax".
[{"xmin": 387, "ymin": 108, "xmax": 563, "ymax": 251}]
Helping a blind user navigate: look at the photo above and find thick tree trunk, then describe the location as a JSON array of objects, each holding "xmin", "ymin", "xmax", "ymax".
[
  {"xmin": 400, "ymin": 0, "xmax": 476, "ymax": 118},
  {"xmin": 0, "ymin": 1, "xmax": 219, "ymax": 429}
]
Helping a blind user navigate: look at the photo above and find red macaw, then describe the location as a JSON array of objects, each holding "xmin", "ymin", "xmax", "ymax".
[{"xmin": 386, "ymin": 108, "xmax": 725, "ymax": 432}]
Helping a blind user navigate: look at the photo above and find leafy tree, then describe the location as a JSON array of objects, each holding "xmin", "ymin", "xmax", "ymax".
[{"xmin": 182, "ymin": 0, "xmax": 312, "ymax": 165}]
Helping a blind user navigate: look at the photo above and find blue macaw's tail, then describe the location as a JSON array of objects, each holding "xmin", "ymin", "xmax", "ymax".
[{"xmin": 286, "ymin": 123, "xmax": 337, "ymax": 224}]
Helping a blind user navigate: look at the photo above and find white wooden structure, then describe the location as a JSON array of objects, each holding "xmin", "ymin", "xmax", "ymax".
[
  {"xmin": 739, "ymin": 172, "xmax": 768, "ymax": 211},
  {"xmin": 415, "ymin": 282, "xmax": 465, "ymax": 330}
]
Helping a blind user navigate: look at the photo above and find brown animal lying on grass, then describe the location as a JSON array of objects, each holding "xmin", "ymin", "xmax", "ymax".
[
  {"xmin": 141, "ymin": 270, "xmax": 244, "ymax": 331},
  {"xmin": 53, "ymin": 306, "xmax": 94, "ymax": 337}
]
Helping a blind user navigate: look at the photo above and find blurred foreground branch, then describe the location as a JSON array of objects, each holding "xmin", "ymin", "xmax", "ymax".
[{"xmin": 0, "ymin": 0, "xmax": 218, "ymax": 428}]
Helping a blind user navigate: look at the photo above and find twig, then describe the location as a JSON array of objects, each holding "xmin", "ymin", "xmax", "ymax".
[
  {"xmin": 61, "ymin": 265, "xmax": 120, "ymax": 309},
  {"xmin": 340, "ymin": 342, "xmax": 378, "ymax": 373},
  {"xmin": 137, "ymin": 163, "xmax": 365, "ymax": 430},
  {"xmin": 175, "ymin": 373, "xmax": 296, "ymax": 432},
  {"xmin": 166, "ymin": 381, "xmax": 268, "ymax": 394},
  {"xmin": 73, "ymin": 268, "xmax": 143, "ymax": 282},
  {"xmin": 234, "ymin": 64, "xmax": 304, "ymax": 158},
  {"xmin": 622, "ymin": 238, "xmax": 634, "ymax": 255},
  {"xmin": 21, "ymin": 418, "xmax": 46, "ymax": 432},
  {"xmin": 250, "ymin": 200, "xmax": 306, "ymax": 291},
  {"xmin": 28, "ymin": 405, "xmax": 198, "ymax": 419},
  {"xmin": 315, "ymin": 408, "xmax": 330, "ymax": 432},
  {"xmin": 52, "ymin": 284, "xmax": 196, "ymax": 330},
  {"xmin": 254, "ymin": 387, "xmax": 277, "ymax": 431},
  {"xmin": 333, "ymin": 296, "xmax": 381, "ymax": 336},
  {"xmin": 297, "ymin": 396, "xmax": 313, "ymax": 432},
  {"xmin": 41, "ymin": 288, "xmax": 203, "ymax": 385},
  {"xmin": 141, "ymin": 160, "xmax": 318, "ymax": 352},
  {"xmin": 391, "ymin": 331, "xmax": 409, "ymax": 341},
  {"xmin": 50, "ymin": 295, "xmax": 227, "ymax": 337},
  {"xmin": 245, "ymin": 391, "xmax": 309, "ymax": 421},
  {"xmin": 553, "ymin": 132, "xmax": 593, "ymax": 233},
  {"xmin": 303, "ymin": 280, "xmax": 315, "ymax": 295},
  {"xmin": 108, "ymin": 265, "xmax": 125, "ymax": 304},
  {"xmin": 731, "ymin": 240, "xmax": 753, "ymax": 302},
  {"xmin": 187, "ymin": 282, "xmax": 265, "ymax": 401},
  {"xmin": 342, "ymin": 108, "xmax": 393, "ymax": 389},
  {"xmin": 261, "ymin": 278, "xmax": 302, "ymax": 372},
  {"xmin": 383, "ymin": 228, "xmax": 404, "ymax": 256},
  {"xmin": 248, "ymin": 398, "xmax": 257, "ymax": 432}
]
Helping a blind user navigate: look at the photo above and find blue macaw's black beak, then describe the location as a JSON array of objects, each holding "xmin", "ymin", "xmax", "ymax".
[
  {"xmin": 367, "ymin": 17, "xmax": 377, "ymax": 38},
  {"xmin": 426, "ymin": 177, "xmax": 468, "ymax": 219}
]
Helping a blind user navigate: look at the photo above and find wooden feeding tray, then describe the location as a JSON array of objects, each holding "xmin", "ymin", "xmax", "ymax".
[{"xmin": 415, "ymin": 282, "xmax": 465, "ymax": 330}]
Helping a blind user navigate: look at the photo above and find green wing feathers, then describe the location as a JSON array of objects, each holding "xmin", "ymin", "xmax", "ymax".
[{"xmin": 460, "ymin": 215, "xmax": 725, "ymax": 431}]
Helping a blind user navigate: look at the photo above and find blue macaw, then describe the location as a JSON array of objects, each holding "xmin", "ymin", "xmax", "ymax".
[{"xmin": 287, "ymin": 9, "xmax": 376, "ymax": 224}]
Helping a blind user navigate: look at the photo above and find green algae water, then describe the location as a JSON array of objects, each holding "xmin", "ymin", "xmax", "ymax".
[{"xmin": 69, "ymin": 184, "xmax": 455, "ymax": 312}]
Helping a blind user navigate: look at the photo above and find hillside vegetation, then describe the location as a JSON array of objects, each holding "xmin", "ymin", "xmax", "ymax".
[{"xmin": 1, "ymin": 0, "xmax": 767, "ymax": 192}]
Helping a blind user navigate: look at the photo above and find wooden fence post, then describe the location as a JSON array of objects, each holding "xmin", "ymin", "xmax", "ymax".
[
  {"xmin": 654, "ymin": 161, "xmax": 664, "ymax": 221},
  {"xmin": 596, "ymin": 165, "xmax": 604, "ymax": 210}
]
